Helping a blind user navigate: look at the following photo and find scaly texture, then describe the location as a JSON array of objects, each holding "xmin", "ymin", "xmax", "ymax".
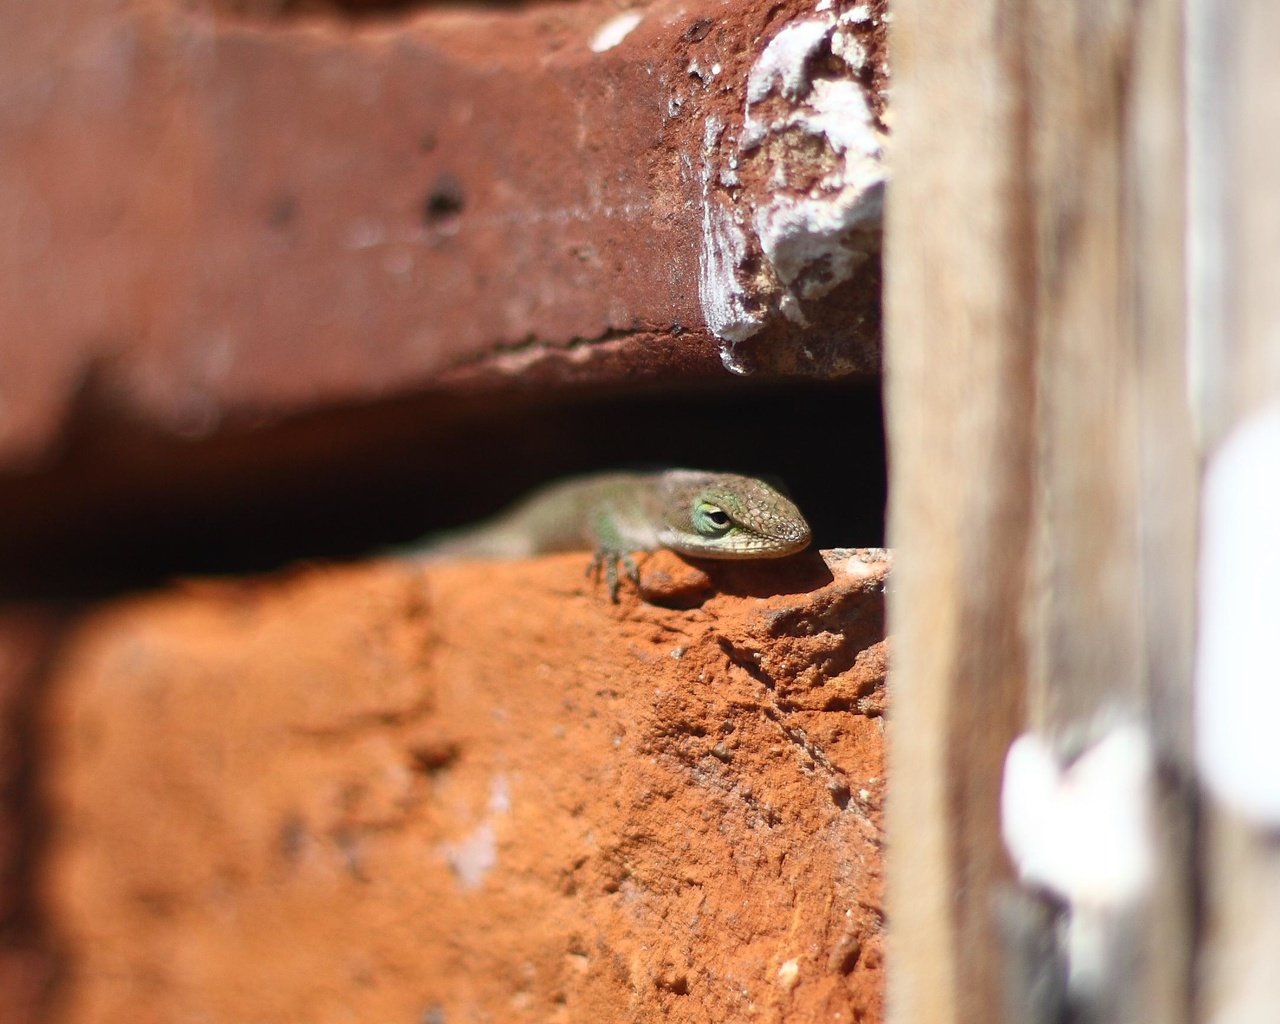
[{"xmin": 417, "ymin": 470, "xmax": 812, "ymax": 598}]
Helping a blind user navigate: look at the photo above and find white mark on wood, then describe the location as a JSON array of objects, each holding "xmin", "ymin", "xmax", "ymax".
[
  {"xmin": 589, "ymin": 10, "xmax": 643, "ymax": 53},
  {"xmin": 1002, "ymin": 725, "xmax": 1155, "ymax": 910},
  {"xmin": 1002, "ymin": 725, "xmax": 1156, "ymax": 995},
  {"xmin": 1195, "ymin": 401, "xmax": 1280, "ymax": 826}
]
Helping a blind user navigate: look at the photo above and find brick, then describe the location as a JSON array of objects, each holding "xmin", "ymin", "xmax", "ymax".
[
  {"xmin": 0, "ymin": 0, "xmax": 886, "ymax": 472},
  {"xmin": 42, "ymin": 550, "xmax": 888, "ymax": 1022}
]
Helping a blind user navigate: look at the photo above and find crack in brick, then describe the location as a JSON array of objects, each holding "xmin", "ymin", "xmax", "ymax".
[
  {"xmin": 286, "ymin": 694, "xmax": 436, "ymax": 741},
  {"xmin": 715, "ymin": 635, "xmax": 853, "ymax": 807}
]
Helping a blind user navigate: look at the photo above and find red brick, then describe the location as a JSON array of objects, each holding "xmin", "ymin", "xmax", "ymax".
[
  {"xmin": 42, "ymin": 551, "xmax": 888, "ymax": 1022},
  {"xmin": 0, "ymin": 0, "xmax": 886, "ymax": 472}
]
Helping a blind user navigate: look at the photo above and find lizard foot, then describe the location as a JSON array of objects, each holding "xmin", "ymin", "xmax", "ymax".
[{"xmin": 586, "ymin": 550, "xmax": 641, "ymax": 603}]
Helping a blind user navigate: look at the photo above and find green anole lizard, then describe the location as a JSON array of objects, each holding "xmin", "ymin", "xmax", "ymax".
[{"xmin": 413, "ymin": 469, "xmax": 812, "ymax": 600}]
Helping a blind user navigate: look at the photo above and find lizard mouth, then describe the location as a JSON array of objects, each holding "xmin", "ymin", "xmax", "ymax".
[{"xmin": 663, "ymin": 527, "xmax": 812, "ymax": 560}]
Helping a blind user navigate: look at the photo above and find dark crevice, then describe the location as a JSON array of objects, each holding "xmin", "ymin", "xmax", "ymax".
[
  {"xmin": 819, "ymin": 695, "xmax": 884, "ymax": 718},
  {"xmin": 716, "ymin": 633, "xmax": 858, "ymax": 809},
  {"xmin": 287, "ymin": 694, "xmax": 438, "ymax": 741},
  {"xmin": 715, "ymin": 638, "xmax": 774, "ymax": 690},
  {"xmin": 422, "ymin": 173, "xmax": 465, "ymax": 225},
  {"xmin": 764, "ymin": 593, "xmax": 887, "ymax": 678},
  {"xmin": 445, "ymin": 323, "xmax": 655, "ymax": 371},
  {"xmin": 761, "ymin": 704, "xmax": 850, "ymax": 785},
  {"xmin": 655, "ymin": 973, "xmax": 690, "ymax": 996},
  {"xmin": 0, "ymin": 608, "xmax": 76, "ymax": 1019},
  {"xmin": 409, "ymin": 739, "xmax": 461, "ymax": 774},
  {"xmin": 0, "ymin": 379, "xmax": 885, "ymax": 600}
]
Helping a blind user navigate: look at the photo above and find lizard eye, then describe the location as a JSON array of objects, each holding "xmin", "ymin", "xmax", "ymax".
[{"xmin": 696, "ymin": 503, "xmax": 732, "ymax": 533}]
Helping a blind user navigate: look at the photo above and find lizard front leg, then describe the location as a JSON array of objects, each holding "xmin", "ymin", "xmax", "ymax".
[
  {"xmin": 586, "ymin": 506, "xmax": 642, "ymax": 602},
  {"xmin": 585, "ymin": 548, "xmax": 641, "ymax": 602}
]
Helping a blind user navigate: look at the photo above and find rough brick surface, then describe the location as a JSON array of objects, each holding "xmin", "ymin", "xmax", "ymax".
[
  {"xmin": 0, "ymin": 0, "xmax": 886, "ymax": 474},
  {"xmin": 40, "ymin": 550, "xmax": 888, "ymax": 1022}
]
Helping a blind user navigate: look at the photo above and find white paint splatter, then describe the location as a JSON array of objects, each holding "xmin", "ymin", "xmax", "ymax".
[
  {"xmin": 831, "ymin": 30, "xmax": 867, "ymax": 71},
  {"xmin": 695, "ymin": 8, "xmax": 885, "ymax": 360},
  {"xmin": 697, "ymin": 117, "xmax": 763, "ymax": 360},
  {"xmin": 441, "ymin": 822, "xmax": 495, "ymax": 890},
  {"xmin": 439, "ymin": 773, "xmax": 512, "ymax": 890},
  {"xmin": 752, "ymin": 79, "xmax": 884, "ymax": 299},
  {"xmin": 745, "ymin": 19, "xmax": 834, "ymax": 107},
  {"xmin": 1001, "ymin": 725, "xmax": 1154, "ymax": 909},
  {"xmin": 742, "ymin": 19, "xmax": 886, "ymax": 299},
  {"xmin": 1195, "ymin": 401, "xmax": 1280, "ymax": 826},
  {"xmin": 1002, "ymin": 724, "xmax": 1158, "ymax": 996},
  {"xmin": 687, "ymin": 59, "xmax": 720, "ymax": 85},
  {"xmin": 488, "ymin": 773, "xmax": 511, "ymax": 814},
  {"xmin": 589, "ymin": 10, "xmax": 643, "ymax": 53}
]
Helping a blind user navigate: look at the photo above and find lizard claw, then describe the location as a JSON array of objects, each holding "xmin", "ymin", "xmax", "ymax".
[{"xmin": 587, "ymin": 548, "xmax": 634, "ymax": 602}]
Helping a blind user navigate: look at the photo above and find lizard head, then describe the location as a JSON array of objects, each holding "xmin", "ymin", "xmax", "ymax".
[{"xmin": 656, "ymin": 471, "xmax": 812, "ymax": 560}]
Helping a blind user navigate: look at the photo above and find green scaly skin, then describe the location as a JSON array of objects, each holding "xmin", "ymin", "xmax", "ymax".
[{"xmin": 418, "ymin": 469, "xmax": 812, "ymax": 600}]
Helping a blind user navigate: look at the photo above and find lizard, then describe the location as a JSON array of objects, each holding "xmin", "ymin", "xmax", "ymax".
[{"xmin": 411, "ymin": 469, "xmax": 812, "ymax": 601}]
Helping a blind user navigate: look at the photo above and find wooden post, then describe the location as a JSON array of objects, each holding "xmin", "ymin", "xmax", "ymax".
[
  {"xmin": 1191, "ymin": 2, "xmax": 1280, "ymax": 1022},
  {"xmin": 885, "ymin": 0, "xmax": 1194, "ymax": 1020},
  {"xmin": 883, "ymin": 1, "xmax": 1035, "ymax": 1020}
]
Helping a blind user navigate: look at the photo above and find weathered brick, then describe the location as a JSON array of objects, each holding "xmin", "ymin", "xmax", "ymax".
[
  {"xmin": 42, "ymin": 551, "xmax": 888, "ymax": 1022},
  {"xmin": 0, "ymin": 0, "xmax": 886, "ymax": 472}
]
